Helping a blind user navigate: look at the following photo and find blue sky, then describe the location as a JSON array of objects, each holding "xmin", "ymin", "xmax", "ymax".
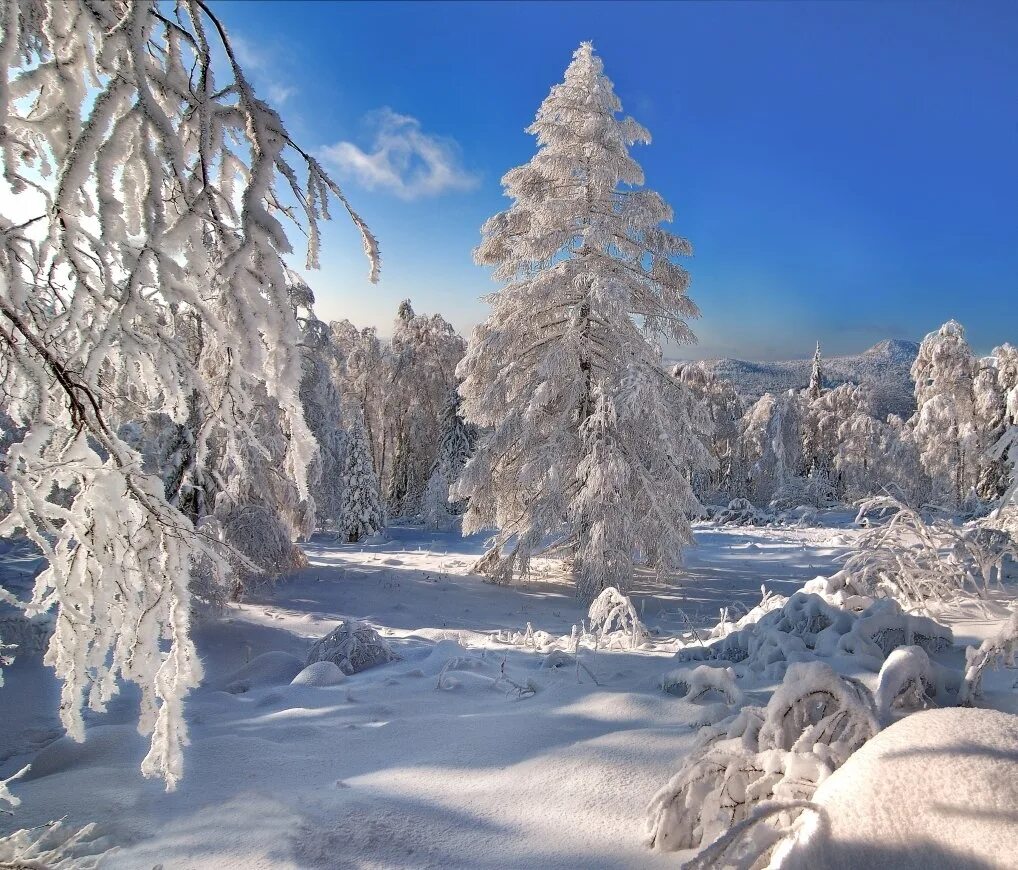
[{"xmin": 218, "ymin": 0, "xmax": 1018, "ymax": 360}]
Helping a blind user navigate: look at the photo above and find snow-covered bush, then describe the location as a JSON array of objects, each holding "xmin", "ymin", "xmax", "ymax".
[
  {"xmin": 0, "ymin": 819, "xmax": 111, "ymax": 869},
  {"xmin": 645, "ymin": 661, "xmax": 879, "ymax": 855},
  {"xmin": 677, "ymin": 585, "xmax": 951, "ymax": 677},
  {"xmin": 587, "ymin": 587, "xmax": 648, "ymax": 649},
  {"xmin": 714, "ymin": 498, "xmax": 773, "ymax": 527},
  {"xmin": 874, "ymin": 645, "xmax": 936, "ymax": 722},
  {"xmin": 217, "ymin": 503, "xmax": 308, "ymax": 592},
  {"xmin": 306, "ymin": 621, "xmax": 401, "ymax": 675},
  {"xmin": 826, "ymin": 496, "xmax": 1015, "ymax": 609},
  {"xmin": 661, "ymin": 664, "xmax": 742, "ymax": 705},
  {"xmin": 494, "ymin": 622, "xmax": 557, "ymax": 650},
  {"xmin": 957, "ymin": 607, "xmax": 1018, "ymax": 705}
]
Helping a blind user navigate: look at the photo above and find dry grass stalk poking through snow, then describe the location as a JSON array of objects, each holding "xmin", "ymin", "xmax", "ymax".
[{"xmin": 828, "ymin": 496, "xmax": 1015, "ymax": 610}]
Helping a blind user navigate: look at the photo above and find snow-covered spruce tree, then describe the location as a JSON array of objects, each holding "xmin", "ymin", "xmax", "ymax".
[
  {"xmin": 909, "ymin": 321, "xmax": 979, "ymax": 507},
  {"xmin": 672, "ymin": 362, "xmax": 744, "ymax": 500},
  {"xmin": 739, "ymin": 391, "xmax": 805, "ymax": 507},
  {"xmin": 421, "ymin": 390, "xmax": 477, "ymax": 529},
  {"xmin": 455, "ymin": 42, "xmax": 709, "ymax": 598},
  {"xmin": 807, "ymin": 340, "xmax": 825, "ymax": 401},
  {"xmin": 975, "ymin": 344, "xmax": 1018, "ymax": 501},
  {"xmin": 330, "ymin": 319, "xmax": 387, "ymax": 472},
  {"xmin": 338, "ymin": 411, "xmax": 385, "ymax": 544},
  {"xmin": 384, "ymin": 301, "xmax": 466, "ymax": 519},
  {"xmin": 0, "ymin": 0, "xmax": 378, "ymax": 787}
]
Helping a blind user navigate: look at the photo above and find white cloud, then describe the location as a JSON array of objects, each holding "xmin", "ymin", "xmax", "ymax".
[
  {"xmin": 232, "ymin": 35, "xmax": 296, "ymax": 105},
  {"xmin": 320, "ymin": 108, "xmax": 479, "ymax": 200},
  {"xmin": 266, "ymin": 83, "xmax": 297, "ymax": 105}
]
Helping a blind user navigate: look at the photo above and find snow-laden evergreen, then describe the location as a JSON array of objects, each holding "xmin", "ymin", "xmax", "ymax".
[
  {"xmin": 338, "ymin": 412, "xmax": 385, "ymax": 544},
  {"xmin": 455, "ymin": 42, "xmax": 709, "ymax": 598},
  {"xmin": 421, "ymin": 391, "xmax": 476, "ymax": 529},
  {"xmin": 740, "ymin": 391, "xmax": 804, "ymax": 507},
  {"xmin": 909, "ymin": 320, "xmax": 979, "ymax": 507},
  {"xmin": 671, "ymin": 362, "xmax": 745, "ymax": 500},
  {"xmin": 807, "ymin": 341, "xmax": 825, "ymax": 400},
  {"xmin": 0, "ymin": 0, "xmax": 377, "ymax": 786},
  {"xmin": 384, "ymin": 301, "xmax": 466, "ymax": 519}
]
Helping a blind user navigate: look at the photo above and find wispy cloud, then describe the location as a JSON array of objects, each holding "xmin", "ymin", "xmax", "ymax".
[
  {"xmin": 232, "ymin": 34, "xmax": 297, "ymax": 105},
  {"xmin": 266, "ymin": 83, "xmax": 297, "ymax": 105},
  {"xmin": 320, "ymin": 108, "xmax": 479, "ymax": 200}
]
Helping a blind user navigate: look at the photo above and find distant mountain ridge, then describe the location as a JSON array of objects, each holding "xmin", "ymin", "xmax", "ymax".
[{"xmin": 675, "ymin": 339, "xmax": 920, "ymax": 419}]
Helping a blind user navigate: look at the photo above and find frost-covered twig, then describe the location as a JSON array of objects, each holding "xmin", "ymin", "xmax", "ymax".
[{"xmin": 958, "ymin": 607, "xmax": 1018, "ymax": 705}]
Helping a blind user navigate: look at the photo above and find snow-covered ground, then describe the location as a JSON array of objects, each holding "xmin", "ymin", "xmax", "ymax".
[{"xmin": 1, "ymin": 520, "xmax": 1015, "ymax": 868}]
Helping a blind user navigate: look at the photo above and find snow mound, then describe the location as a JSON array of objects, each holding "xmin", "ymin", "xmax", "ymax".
[
  {"xmin": 774, "ymin": 708, "xmax": 1018, "ymax": 869},
  {"xmin": 412, "ymin": 639, "xmax": 479, "ymax": 676},
  {"xmin": 306, "ymin": 620, "xmax": 401, "ymax": 675},
  {"xmin": 290, "ymin": 660, "xmax": 347, "ymax": 687},
  {"xmin": 21, "ymin": 726, "xmax": 146, "ymax": 781},
  {"xmin": 220, "ymin": 651, "xmax": 305, "ymax": 694},
  {"xmin": 874, "ymin": 645, "xmax": 936, "ymax": 723}
]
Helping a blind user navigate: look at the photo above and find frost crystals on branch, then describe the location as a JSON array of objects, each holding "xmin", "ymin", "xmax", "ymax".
[
  {"xmin": 455, "ymin": 42, "xmax": 712, "ymax": 600},
  {"xmin": 0, "ymin": 0, "xmax": 378, "ymax": 788}
]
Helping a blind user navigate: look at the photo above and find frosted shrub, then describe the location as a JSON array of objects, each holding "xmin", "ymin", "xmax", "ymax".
[
  {"xmin": 0, "ymin": 819, "xmax": 111, "ymax": 869},
  {"xmin": 714, "ymin": 498, "xmax": 772, "ymax": 527},
  {"xmin": 829, "ymin": 496, "xmax": 1015, "ymax": 609},
  {"xmin": 306, "ymin": 621, "xmax": 401, "ymax": 675},
  {"xmin": 219, "ymin": 504, "xmax": 307, "ymax": 591},
  {"xmin": 677, "ymin": 586, "xmax": 951, "ymax": 677},
  {"xmin": 661, "ymin": 664, "xmax": 742, "ymax": 705},
  {"xmin": 958, "ymin": 607, "xmax": 1018, "ymax": 705},
  {"xmin": 875, "ymin": 645, "xmax": 937, "ymax": 722},
  {"xmin": 645, "ymin": 662, "xmax": 879, "ymax": 857},
  {"xmin": 587, "ymin": 587, "xmax": 647, "ymax": 649}
]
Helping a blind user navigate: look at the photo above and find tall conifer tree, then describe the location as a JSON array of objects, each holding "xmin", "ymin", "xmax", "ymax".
[{"xmin": 456, "ymin": 43, "xmax": 710, "ymax": 599}]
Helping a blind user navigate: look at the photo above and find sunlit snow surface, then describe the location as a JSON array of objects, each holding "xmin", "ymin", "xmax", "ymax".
[{"xmin": 1, "ymin": 519, "xmax": 1014, "ymax": 868}]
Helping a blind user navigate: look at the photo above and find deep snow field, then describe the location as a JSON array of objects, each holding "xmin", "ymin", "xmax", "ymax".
[{"xmin": 2, "ymin": 519, "xmax": 1016, "ymax": 869}]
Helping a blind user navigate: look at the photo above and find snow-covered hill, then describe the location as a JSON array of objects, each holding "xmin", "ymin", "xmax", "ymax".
[{"xmin": 677, "ymin": 339, "xmax": 920, "ymax": 419}]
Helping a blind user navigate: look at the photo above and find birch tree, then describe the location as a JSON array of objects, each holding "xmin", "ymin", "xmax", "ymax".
[{"xmin": 0, "ymin": 0, "xmax": 378, "ymax": 787}]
